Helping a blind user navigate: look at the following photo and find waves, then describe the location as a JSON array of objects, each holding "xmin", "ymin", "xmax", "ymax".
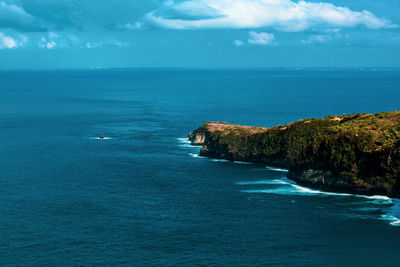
[
  {"xmin": 188, "ymin": 153, "xmax": 205, "ymax": 158},
  {"xmin": 238, "ymin": 178, "xmax": 351, "ymax": 197},
  {"xmin": 380, "ymin": 199, "xmax": 400, "ymax": 226},
  {"xmin": 233, "ymin": 161, "xmax": 253, "ymax": 165},
  {"xmin": 237, "ymin": 177, "xmax": 399, "ymax": 227},
  {"xmin": 211, "ymin": 159, "xmax": 230, "ymax": 163},
  {"xmin": 265, "ymin": 166, "xmax": 289, "ymax": 172},
  {"xmin": 177, "ymin": 138, "xmax": 202, "ymax": 148},
  {"xmin": 238, "ymin": 177, "xmax": 392, "ymax": 202},
  {"xmin": 178, "ymin": 136, "xmax": 399, "ymax": 227},
  {"xmin": 381, "ymin": 215, "xmax": 400, "ymax": 226},
  {"xmin": 235, "ymin": 180, "xmax": 287, "ymax": 186}
]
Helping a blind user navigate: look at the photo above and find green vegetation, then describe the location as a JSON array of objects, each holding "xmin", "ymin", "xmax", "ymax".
[{"xmin": 191, "ymin": 111, "xmax": 400, "ymax": 196}]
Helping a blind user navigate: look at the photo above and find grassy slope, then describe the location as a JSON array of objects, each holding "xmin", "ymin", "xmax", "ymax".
[{"xmin": 194, "ymin": 112, "xmax": 400, "ymax": 194}]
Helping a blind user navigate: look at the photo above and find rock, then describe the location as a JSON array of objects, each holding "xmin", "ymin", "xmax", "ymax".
[
  {"xmin": 188, "ymin": 132, "xmax": 206, "ymax": 145},
  {"xmin": 188, "ymin": 111, "xmax": 400, "ymax": 197}
]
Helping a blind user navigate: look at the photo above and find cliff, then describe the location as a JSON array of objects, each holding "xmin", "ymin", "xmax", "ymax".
[{"xmin": 188, "ymin": 112, "xmax": 400, "ymax": 197}]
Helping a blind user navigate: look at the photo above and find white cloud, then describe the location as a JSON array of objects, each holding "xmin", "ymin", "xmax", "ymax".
[
  {"xmin": 46, "ymin": 40, "xmax": 56, "ymax": 49},
  {"xmin": 301, "ymin": 34, "xmax": 332, "ymax": 44},
  {"xmin": 0, "ymin": 1, "xmax": 26, "ymax": 15},
  {"xmin": 86, "ymin": 41, "xmax": 103, "ymax": 48},
  {"xmin": 0, "ymin": 1, "xmax": 44, "ymax": 31},
  {"xmin": 39, "ymin": 34, "xmax": 57, "ymax": 49},
  {"xmin": 326, "ymin": 28, "xmax": 340, "ymax": 33},
  {"xmin": 115, "ymin": 41, "xmax": 130, "ymax": 47},
  {"xmin": 120, "ymin": 22, "xmax": 143, "ymax": 30},
  {"xmin": 37, "ymin": 32, "xmax": 128, "ymax": 49},
  {"xmin": 48, "ymin": 32, "xmax": 58, "ymax": 38},
  {"xmin": 0, "ymin": 32, "xmax": 27, "ymax": 49},
  {"xmin": 20, "ymin": 35, "xmax": 28, "ymax": 43},
  {"xmin": 1, "ymin": 35, "xmax": 16, "ymax": 48},
  {"xmin": 233, "ymin": 39, "xmax": 244, "ymax": 46},
  {"xmin": 248, "ymin": 31, "xmax": 275, "ymax": 45},
  {"xmin": 148, "ymin": 0, "xmax": 395, "ymax": 31},
  {"xmin": 301, "ymin": 31, "xmax": 350, "ymax": 44},
  {"xmin": 87, "ymin": 40, "xmax": 129, "ymax": 48}
]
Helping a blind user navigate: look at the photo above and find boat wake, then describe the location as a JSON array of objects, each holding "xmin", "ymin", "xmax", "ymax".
[{"xmin": 89, "ymin": 136, "xmax": 113, "ymax": 140}]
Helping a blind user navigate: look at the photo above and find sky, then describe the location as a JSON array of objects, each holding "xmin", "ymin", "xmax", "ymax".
[{"xmin": 0, "ymin": 0, "xmax": 399, "ymax": 69}]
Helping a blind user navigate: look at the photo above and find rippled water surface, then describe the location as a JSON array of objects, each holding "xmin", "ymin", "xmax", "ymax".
[{"xmin": 1, "ymin": 69, "xmax": 400, "ymax": 265}]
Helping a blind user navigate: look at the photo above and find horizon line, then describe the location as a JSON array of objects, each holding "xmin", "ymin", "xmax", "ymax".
[{"xmin": 1, "ymin": 66, "xmax": 400, "ymax": 72}]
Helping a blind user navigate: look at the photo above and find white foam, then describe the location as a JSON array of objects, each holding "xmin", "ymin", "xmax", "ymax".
[
  {"xmin": 177, "ymin": 137, "xmax": 202, "ymax": 148},
  {"xmin": 361, "ymin": 195, "xmax": 391, "ymax": 201},
  {"xmin": 381, "ymin": 215, "xmax": 400, "ymax": 226},
  {"xmin": 238, "ymin": 177, "xmax": 399, "ymax": 227},
  {"xmin": 177, "ymin": 137, "xmax": 191, "ymax": 144},
  {"xmin": 233, "ymin": 161, "xmax": 252, "ymax": 165},
  {"xmin": 241, "ymin": 187, "xmax": 298, "ymax": 195},
  {"xmin": 238, "ymin": 177, "xmax": 386, "ymax": 198},
  {"xmin": 212, "ymin": 159, "xmax": 230, "ymax": 163},
  {"xmin": 188, "ymin": 153, "xmax": 205, "ymax": 159},
  {"xmin": 238, "ymin": 177, "xmax": 397, "ymax": 227},
  {"xmin": 265, "ymin": 166, "xmax": 289, "ymax": 172},
  {"xmin": 89, "ymin": 136, "xmax": 113, "ymax": 140},
  {"xmin": 235, "ymin": 179, "xmax": 287, "ymax": 185},
  {"xmin": 278, "ymin": 178, "xmax": 393, "ymax": 200},
  {"xmin": 286, "ymin": 182, "xmax": 352, "ymax": 196}
]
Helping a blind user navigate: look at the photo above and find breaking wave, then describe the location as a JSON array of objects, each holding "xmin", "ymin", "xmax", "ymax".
[
  {"xmin": 177, "ymin": 137, "xmax": 202, "ymax": 148},
  {"xmin": 237, "ymin": 177, "xmax": 397, "ymax": 226},
  {"xmin": 233, "ymin": 161, "xmax": 253, "ymax": 165},
  {"xmin": 212, "ymin": 159, "xmax": 230, "ymax": 163},
  {"xmin": 381, "ymin": 215, "xmax": 400, "ymax": 226},
  {"xmin": 265, "ymin": 166, "xmax": 289, "ymax": 172},
  {"xmin": 188, "ymin": 153, "xmax": 205, "ymax": 158}
]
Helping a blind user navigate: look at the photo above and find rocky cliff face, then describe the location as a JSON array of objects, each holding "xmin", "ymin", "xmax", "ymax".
[{"xmin": 188, "ymin": 112, "xmax": 400, "ymax": 197}]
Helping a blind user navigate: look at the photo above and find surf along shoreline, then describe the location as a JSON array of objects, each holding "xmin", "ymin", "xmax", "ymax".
[{"xmin": 188, "ymin": 112, "xmax": 400, "ymax": 198}]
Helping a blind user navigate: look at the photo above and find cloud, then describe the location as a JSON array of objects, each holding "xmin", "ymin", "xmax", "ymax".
[
  {"xmin": 147, "ymin": 0, "xmax": 395, "ymax": 31},
  {"xmin": 86, "ymin": 41, "xmax": 103, "ymax": 49},
  {"xmin": 301, "ymin": 30, "xmax": 350, "ymax": 44},
  {"xmin": 233, "ymin": 39, "xmax": 244, "ymax": 46},
  {"xmin": 0, "ymin": 33, "xmax": 16, "ymax": 48},
  {"xmin": 39, "ymin": 36, "xmax": 56, "ymax": 49},
  {"xmin": 115, "ymin": 41, "xmax": 130, "ymax": 47},
  {"xmin": 118, "ymin": 22, "xmax": 143, "ymax": 30},
  {"xmin": 39, "ymin": 32, "xmax": 64, "ymax": 49},
  {"xmin": 36, "ymin": 31, "xmax": 129, "ymax": 49},
  {"xmin": 0, "ymin": 1, "xmax": 46, "ymax": 31},
  {"xmin": 301, "ymin": 34, "xmax": 333, "ymax": 44},
  {"xmin": 16, "ymin": 0, "xmax": 160, "ymax": 32},
  {"xmin": 46, "ymin": 40, "xmax": 56, "ymax": 49},
  {"xmin": 0, "ymin": 32, "xmax": 27, "ymax": 49},
  {"xmin": 248, "ymin": 31, "xmax": 275, "ymax": 45}
]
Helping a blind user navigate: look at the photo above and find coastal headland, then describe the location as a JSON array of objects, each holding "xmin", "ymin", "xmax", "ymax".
[{"xmin": 189, "ymin": 112, "xmax": 400, "ymax": 197}]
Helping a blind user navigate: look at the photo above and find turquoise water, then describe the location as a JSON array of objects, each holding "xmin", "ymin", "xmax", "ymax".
[{"xmin": 1, "ymin": 69, "xmax": 400, "ymax": 265}]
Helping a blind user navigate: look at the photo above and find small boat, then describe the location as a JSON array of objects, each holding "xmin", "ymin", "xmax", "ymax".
[{"xmin": 99, "ymin": 135, "xmax": 105, "ymax": 139}]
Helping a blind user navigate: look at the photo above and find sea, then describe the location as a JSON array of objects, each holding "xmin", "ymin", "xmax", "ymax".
[{"xmin": 1, "ymin": 69, "xmax": 400, "ymax": 266}]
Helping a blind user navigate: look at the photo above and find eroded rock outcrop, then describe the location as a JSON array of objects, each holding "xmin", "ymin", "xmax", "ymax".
[{"xmin": 188, "ymin": 112, "xmax": 400, "ymax": 197}]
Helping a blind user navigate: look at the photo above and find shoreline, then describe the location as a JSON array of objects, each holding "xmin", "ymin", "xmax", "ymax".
[{"xmin": 188, "ymin": 112, "xmax": 400, "ymax": 197}]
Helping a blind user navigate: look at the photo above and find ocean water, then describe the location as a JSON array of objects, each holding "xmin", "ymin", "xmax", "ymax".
[{"xmin": 1, "ymin": 69, "xmax": 400, "ymax": 266}]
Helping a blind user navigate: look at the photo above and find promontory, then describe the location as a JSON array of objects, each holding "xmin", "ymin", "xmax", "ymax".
[{"xmin": 188, "ymin": 111, "xmax": 400, "ymax": 197}]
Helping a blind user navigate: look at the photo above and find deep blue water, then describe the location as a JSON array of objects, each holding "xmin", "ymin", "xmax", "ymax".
[{"xmin": 1, "ymin": 69, "xmax": 400, "ymax": 266}]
